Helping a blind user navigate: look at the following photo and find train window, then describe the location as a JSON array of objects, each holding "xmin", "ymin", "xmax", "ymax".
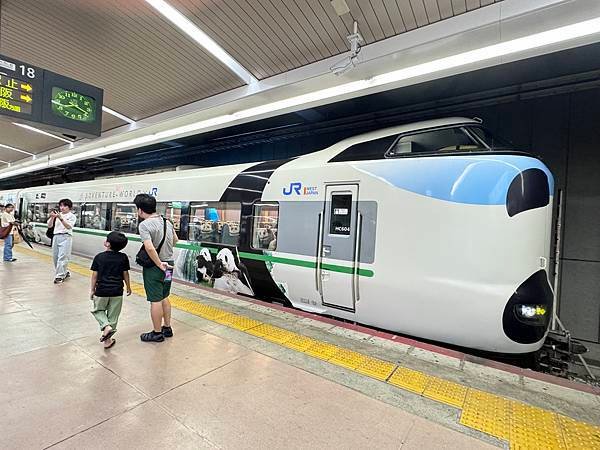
[
  {"xmin": 71, "ymin": 203, "xmax": 81, "ymax": 226},
  {"xmin": 329, "ymin": 135, "xmax": 398, "ymax": 163},
  {"xmin": 81, "ymin": 202, "xmax": 109, "ymax": 230},
  {"xmin": 386, "ymin": 127, "xmax": 485, "ymax": 156},
  {"xmin": 156, "ymin": 202, "xmax": 184, "ymax": 239},
  {"xmin": 329, "ymin": 194, "xmax": 352, "ymax": 236},
  {"xmin": 466, "ymin": 126, "xmax": 512, "ymax": 149},
  {"xmin": 112, "ymin": 203, "xmax": 139, "ymax": 234},
  {"xmin": 188, "ymin": 202, "xmax": 241, "ymax": 244},
  {"xmin": 251, "ymin": 203, "xmax": 279, "ymax": 250},
  {"xmin": 28, "ymin": 203, "xmax": 49, "ymax": 223}
]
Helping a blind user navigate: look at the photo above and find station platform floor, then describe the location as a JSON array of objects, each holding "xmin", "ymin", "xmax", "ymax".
[{"xmin": 2, "ymin": 243, "xmax": 600, "ymax": 449}]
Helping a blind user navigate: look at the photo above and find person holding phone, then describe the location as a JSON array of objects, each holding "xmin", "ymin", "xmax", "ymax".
[
  {"xmin": 1, "ymin": 203, "xmax": 17, "ymax": 262},
  {"xmin": 48, "ymin": 199, "xmax": 77, "ymax": 284},
  {"xmin": 133, "ymin": 193, "xmax": 178, "ymax": 343}
]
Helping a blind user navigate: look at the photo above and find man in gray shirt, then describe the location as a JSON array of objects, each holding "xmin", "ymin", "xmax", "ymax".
[{"xmin": 134, "ymin": 194, "xmax": 178, "ymax": 342}]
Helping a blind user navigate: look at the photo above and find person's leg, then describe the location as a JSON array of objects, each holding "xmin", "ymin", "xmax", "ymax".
[
  {"xmin": 55, "ymin": 235, "xmax": 69, "ymax": 278},
  {"xmin": 63, "ymin": 236, "xmax": 72, "ymax": 277},
  {"xmin": 150, "ymin": 302, "xmax": 163, "ymax": 331},
  {"xmin": 90, "ymin": 296, "xmax": 110, "ymax": 331},
  {"xmin": 3, "ymin": 233, "xmax": 13, "ymax": 261},
  {"xmin": 52, "ymin": 238, "xmax": 58, "ymax": 269},
  {"xmin": 161, "ymin": 298, "xmax": 171, "ymax": 327},
  {"xmin": 106, "ymin": 296, "xmax": 123, "ymax": 331},
  {"xmin": 140, "ymin": 267, "xmax": 165, "ymax": 342}
]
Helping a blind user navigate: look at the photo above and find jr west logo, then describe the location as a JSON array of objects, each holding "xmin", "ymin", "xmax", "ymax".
[{"xmin": 283, "ymin": 182, "xmax": 318, "ymax": 196}]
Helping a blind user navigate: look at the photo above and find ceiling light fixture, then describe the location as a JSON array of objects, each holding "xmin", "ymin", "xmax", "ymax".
[
  {"xmin": 13, "ymin": 123, "xmax": 74, "ymax": 144},
  {"xmin": 145, "ymin": 0, "xmax": 258, "ymax": 85},
  {"xmin": 3, "ymin": 15, "xmax": 600, "ymax": 179},
  {"xmin": 0, "ymin": 143, "xmax": 35, "ymax": 156},
  {"xmin": 102, "ymin": 106, "xmax": 136, "ymax": 124}
]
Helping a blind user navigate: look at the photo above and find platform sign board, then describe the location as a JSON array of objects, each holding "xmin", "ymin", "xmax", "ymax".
[
  {"xmin": 0, "ymin": 54, "xmax": 103, "ymax": 138},
  {"xmin": 0, "ymin": 56, "xmax": 43, "ymax": 122}
]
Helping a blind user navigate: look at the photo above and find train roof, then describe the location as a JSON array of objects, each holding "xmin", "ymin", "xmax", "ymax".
[{"xmin": 19, "ymin": 117, "xmax": 478, "ymax": 194}]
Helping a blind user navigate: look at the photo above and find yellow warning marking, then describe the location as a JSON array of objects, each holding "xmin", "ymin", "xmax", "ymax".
[
  {"xmin": 423, "ymin": 378, "xmax": 468, "ymax": 408},
  {"xmin": 329, "ymin": 348, "xmax": 369, "ymax": 370},
  {"xmin": 304, "ymin": 341, "xmax": 340, "ymax": 360},
  {"xmin": 282, "ymin": 333, "xmax": 319, "ymax": 352},
  {"xmin": 246, "ymin": 324, "xmax": 295, "ymax": 344},
  {"xmin": 558, "ymin": 414, "xmax": 600, "ymax": 449},
  {"xmin": 510, "ymin": 402, "xmax": 566, "ymax": 450},
  {"xmin": 388, "ymin": 367, "xmax": 432, "ymax": 395},
  {"xmin": 460, "ymin": 389, "xmax": 512, "ymax": 441},
  {"xmin": 214, "ymin": 314, "xmax": 262, "ymax": 331},
  {"xmin": 15, "ymin": 245, "xmax": 600, "ymax": 450},
  {"xmin": 354, "ymin": 356, "xmax": 396, "ymax": 381}
]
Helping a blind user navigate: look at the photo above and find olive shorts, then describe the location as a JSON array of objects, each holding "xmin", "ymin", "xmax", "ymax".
[{"xmin": 142, "ymin": 263, "xmax": 173, "ymax": 302}]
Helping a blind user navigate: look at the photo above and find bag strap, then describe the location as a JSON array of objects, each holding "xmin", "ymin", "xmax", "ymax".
[{"xmin": 155, "ymin": 217, "xmax": 168, "ymax": 255}]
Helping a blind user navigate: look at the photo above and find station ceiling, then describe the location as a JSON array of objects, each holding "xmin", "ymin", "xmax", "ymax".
[{"xmin": 0, "ymin": 0, "xmax": 501, "ymax": 165}]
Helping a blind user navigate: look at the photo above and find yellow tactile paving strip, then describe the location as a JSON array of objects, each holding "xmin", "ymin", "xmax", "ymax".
[{"xmin": 16, "ymin": 246, "xmax": 600, "ymax": 449}]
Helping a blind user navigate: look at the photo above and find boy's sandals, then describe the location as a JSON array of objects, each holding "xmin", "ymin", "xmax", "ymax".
[
  {"xmin": 103, "ymin": 339, "xmax": 116, "ymax": 349},
  {"xmin": 100, "ymin": 327, "xmax": 116, "ymax": 342}
]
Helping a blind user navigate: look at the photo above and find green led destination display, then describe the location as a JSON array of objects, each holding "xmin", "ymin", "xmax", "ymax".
[{"xmin": 0, "ymin": 54, "xmax": 103, "ymax": 138}]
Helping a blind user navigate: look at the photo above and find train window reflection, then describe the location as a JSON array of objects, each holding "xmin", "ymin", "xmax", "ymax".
[
  {"xmin": 252, "ymin": 203, "xmax": 278, "ymax": 250},
  {"xmin": 156, "ymin": 202, "xmax": 184, "ymax": 239},
  {"xmin": 27, "ymin": 203, "xmax": 50, "ymax": 223},
  {"xmin": 188, "ymin": 202, "xmax": 241, "ymax": 244},
  {"xmin": 81, "ymin": 202, "xmax": 108, "ymax": 230},
  {"xmin": 112, "ymin": 203, "xmax": 138, "ymax": 234}
]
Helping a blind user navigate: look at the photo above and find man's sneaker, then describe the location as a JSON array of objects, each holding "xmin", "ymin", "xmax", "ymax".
[
  {"xmin": 64, "ymin": 272, "xmax": 71, "ymax": 279},
  {"xmin": 140, "ymin": 331, "xmax": 165, "ymax": 342},
  {"xmin": 53, "ymin": 278, "xmax": 64, "ymax": 284},
  {"xmin": 162, "ymin": 326, "xmax": 173, "ymax": 338}
]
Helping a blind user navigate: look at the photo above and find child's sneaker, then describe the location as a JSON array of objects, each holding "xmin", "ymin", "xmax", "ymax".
[{"xmin": 162, "ymin": 326, "xmax": 173, "ymax": 338}]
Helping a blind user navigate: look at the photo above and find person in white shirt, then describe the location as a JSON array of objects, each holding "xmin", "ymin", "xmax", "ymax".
[
  {"xmin": 48, "ymin": 198, "xmax": 77, "ymax": 284},
  {"xmin": 1, "ymin": 203, "xmax": 17, "ymax": 262}
]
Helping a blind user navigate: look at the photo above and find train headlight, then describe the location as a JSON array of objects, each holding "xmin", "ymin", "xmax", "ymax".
[{"xmin": 515, "ymin": 304, "xmax": 547, "ymax": 322}]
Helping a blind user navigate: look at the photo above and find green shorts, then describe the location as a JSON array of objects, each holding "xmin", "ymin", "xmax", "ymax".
[{"xmin": 142, "ymin": 263, "xmax": 173, "ymax": 302}]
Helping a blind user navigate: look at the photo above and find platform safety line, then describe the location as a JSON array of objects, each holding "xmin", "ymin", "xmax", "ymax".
[{"xmin": 14, "ymin": 246, "xmax": 600, "ymax": 450}]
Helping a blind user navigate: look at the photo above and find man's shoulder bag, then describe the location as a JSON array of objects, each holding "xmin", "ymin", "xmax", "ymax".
[
  {"xmin": 0, "ymin": 223, "xmax": 13, "ymax": 239},
  {"xmin": 46, "ymin": 218, "xmax": 55, "ymax": 239},
  {"xmin": 136, "ymin": 217, "xmax": 167, "ymax": 268}
]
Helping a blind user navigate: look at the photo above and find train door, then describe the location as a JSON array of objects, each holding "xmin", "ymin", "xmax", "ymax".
[{"xmin": 318, "ymin": 184, "xmax": 359, "ymax": 312}]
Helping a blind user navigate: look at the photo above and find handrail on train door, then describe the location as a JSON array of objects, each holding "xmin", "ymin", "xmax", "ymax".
[{"xmin": 315, "ymin": 211, "xmax": 324, "ymax": 295}]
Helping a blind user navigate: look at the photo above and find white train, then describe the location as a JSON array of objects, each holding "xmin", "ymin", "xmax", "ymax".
[{"xmin": 4, "ymin": 117, "xmax": 555, "ymax": 353}]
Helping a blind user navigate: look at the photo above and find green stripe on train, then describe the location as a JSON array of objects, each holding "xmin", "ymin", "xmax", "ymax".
[{"xmin": 33, "ymin": 224, "xmax": 374, "ymax": 278}]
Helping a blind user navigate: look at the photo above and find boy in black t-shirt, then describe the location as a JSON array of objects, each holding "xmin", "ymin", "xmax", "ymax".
[{"xmin": 90, "ymin": 231, "xmax": 132, "ymax": 349}]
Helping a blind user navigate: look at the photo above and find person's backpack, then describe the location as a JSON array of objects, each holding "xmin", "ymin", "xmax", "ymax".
[{"xmin": 136, "ymin": 217, "xmax": 167, "ymax": 268}]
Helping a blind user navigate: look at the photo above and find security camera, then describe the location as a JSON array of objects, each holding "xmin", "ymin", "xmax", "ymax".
[{"xmin": 330, "ymin": 21, "xmax": 364, "ymax": 76}]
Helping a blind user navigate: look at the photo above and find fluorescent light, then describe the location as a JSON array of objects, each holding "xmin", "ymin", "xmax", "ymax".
[
  {"xmin": 145, "ymin": 0, "xmax": 257, "ymax": 85},
  {"xmin": 0, "ymin": 143, "xmax": 35, "ymax": 156},
  {"xmin": 3, "ymin": 15, "xmax": 600, "ymax": 180},
  {"xmin": 102, "ymin": 106, "xmax": 136, "ymax": 124},
  {"xmin": 13, "ymin": 123, "xmax": 73, "ymax": 143}
]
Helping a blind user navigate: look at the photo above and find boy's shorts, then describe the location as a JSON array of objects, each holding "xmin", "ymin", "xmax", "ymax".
[{"xmin": 142, "ymin": 264, "xmax": 173, "ymax": 302}]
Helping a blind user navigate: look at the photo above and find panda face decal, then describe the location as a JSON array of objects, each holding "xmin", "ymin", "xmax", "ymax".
[{"xmin": 216, "ymin": 248, "xmax": 238, "ymax": 273}]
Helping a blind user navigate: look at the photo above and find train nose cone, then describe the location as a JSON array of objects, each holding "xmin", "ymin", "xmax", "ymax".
[
  {"xmin": 502, "ymin": 270, "xmax": 553, "ymax": 344},
  {"xmin": 506, "ymin": 168, "xmax": 551, "ymax": 217}
]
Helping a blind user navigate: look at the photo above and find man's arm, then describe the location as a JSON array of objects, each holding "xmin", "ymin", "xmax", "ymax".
[
  {"xmin": 58, "ymin": 213, "xmax": 76, "ymax": 230},
  {"xmin": 143, "ymin": 239, "xmax": 168, "ymax": 271},
  {"xmin": 123, "ymin": 271, "xmax": 132, "ymax": 295},
  {"xmin": 90, "ymin": 271, "xmax": 98, "ymax": 299}
]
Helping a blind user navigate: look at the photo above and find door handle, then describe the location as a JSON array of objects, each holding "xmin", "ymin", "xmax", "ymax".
[{"xmin": 322, "ymin": 245, "xmax": 331, "ymax": 255}]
